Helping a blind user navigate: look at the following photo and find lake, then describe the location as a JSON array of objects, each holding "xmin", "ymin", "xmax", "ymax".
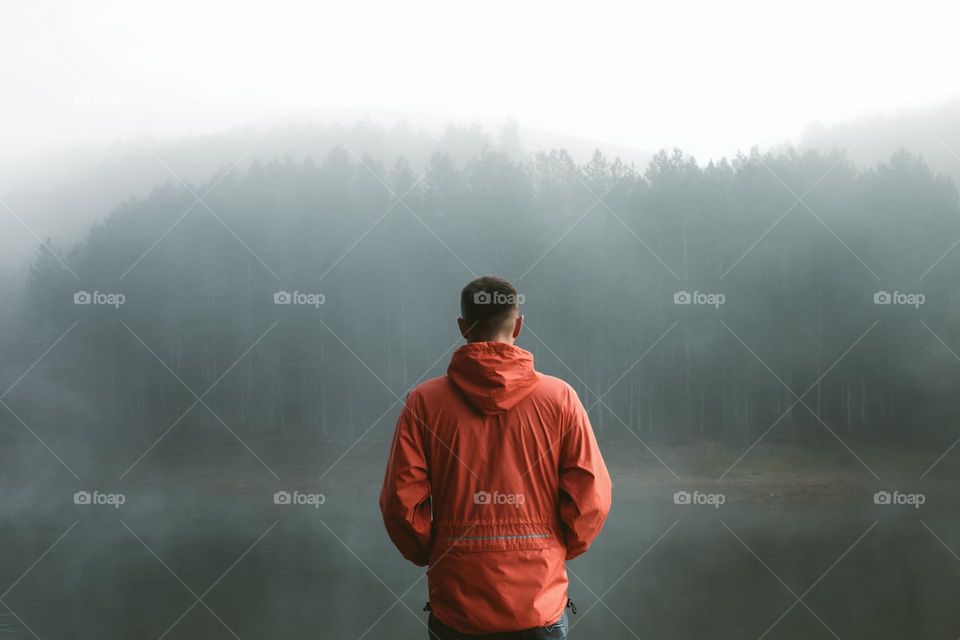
[{"xmin": 1, "ymin": 452, "xmax": 958, "ymax": 639}]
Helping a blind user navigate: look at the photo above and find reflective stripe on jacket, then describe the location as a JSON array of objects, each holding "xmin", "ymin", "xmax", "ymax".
[{"xmin": 379, "ymin": 341, "xmax": 612, "ymax": 634}]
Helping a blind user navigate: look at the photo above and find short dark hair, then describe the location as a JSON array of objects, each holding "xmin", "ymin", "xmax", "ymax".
[{"xmin": 460, "ymin": 276, "xmax": 521, "ymax": 336}]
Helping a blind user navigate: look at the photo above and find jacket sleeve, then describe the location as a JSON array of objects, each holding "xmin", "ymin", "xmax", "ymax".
[
  {"xmin": 379, "ymin": 392, "xmax": 432, "ymax": 566},
  {"xmin": 558, "ymin": 387, "xmax": 612, "ymax": 560}
]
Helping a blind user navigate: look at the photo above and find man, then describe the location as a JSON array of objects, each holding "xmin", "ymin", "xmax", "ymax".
[{"xmin": 380, "ymin": 276, "xmax": 612, "ymax": 639}]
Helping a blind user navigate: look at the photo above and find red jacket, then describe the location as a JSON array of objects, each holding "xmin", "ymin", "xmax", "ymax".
[{"xmin": 380, "ymin": 342, "xmax": 612, "ymax": 634}]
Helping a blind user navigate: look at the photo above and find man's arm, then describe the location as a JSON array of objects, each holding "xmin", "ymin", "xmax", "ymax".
[
  {"xmin": 558, "ymin": 387, "xmax": 612, "ymax": 560},
  {"xmin": 379, "ymin": 392, "xmax": 432, "ymax": 566}
]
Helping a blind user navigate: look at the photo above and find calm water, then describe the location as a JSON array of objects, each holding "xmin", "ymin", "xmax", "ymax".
[{"xmin": 1, "ymin": 482, "xmax": 958, "ymax": 639}]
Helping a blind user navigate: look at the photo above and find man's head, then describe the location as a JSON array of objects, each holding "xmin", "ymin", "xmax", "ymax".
[{"xmin": 458, "ymin": 276, "xmax": 523, "ymax": 343}]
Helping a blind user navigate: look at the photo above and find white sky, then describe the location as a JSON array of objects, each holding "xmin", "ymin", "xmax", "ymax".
[{"xmin": 1, "ymin": 0, "xmax": 958, "ymax": 164}]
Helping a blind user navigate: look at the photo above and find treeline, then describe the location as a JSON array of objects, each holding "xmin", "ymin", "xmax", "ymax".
[{"xmin": 9, "ymin": 145, "xmax": 960, "ymax": 450}]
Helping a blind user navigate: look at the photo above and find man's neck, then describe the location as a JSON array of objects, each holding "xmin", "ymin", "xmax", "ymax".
[{"xmin": 467, "ymin": 337, "xmax": 514, "ymax": 345}]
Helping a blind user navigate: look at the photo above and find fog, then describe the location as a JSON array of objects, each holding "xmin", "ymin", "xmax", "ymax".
[
  {"xmin": 3, "ymin": 2, "xmax": 960, "ymax": 639},
  {"xmin": 3, "ymin": 0, "xmax": 958, "ymax": 164}
]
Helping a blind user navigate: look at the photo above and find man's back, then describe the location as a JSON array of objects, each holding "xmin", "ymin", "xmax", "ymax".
[{"xmin": 380, "ymin": 341, "xmax": 612, "ymax": 635}]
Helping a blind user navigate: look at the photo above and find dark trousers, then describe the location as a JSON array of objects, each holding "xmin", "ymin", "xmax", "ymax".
[{"xmin": 427, "ymin": 610, "xmax": 568, "ymax": 640}]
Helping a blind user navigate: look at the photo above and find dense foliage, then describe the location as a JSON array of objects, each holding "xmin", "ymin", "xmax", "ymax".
[{"xmin": 11, "ymin": 145, "xmax": 960, "ymax": 452}]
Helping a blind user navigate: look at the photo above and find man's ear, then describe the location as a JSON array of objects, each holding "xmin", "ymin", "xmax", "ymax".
[
  {"xmin": 512, "ymin": 314, "xmax": 523, "ymax": 339},
  {"xmin": 457, "ymin": 317, "xmax": 470, "ymax": 339}
]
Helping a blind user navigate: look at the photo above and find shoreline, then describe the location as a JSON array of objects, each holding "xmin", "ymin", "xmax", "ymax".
[{"xmin": 1, "ymin": 440, "xmax": 956, "ymax": 504}]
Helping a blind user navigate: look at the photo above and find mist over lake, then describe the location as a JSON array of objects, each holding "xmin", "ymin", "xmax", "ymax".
[{"xmin": 3, "ymin": 2, "xmax": 960, "ymax": 638}]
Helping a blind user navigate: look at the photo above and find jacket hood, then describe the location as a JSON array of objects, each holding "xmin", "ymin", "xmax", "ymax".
[{"xmin": 447, "ymin": 342, "xmax": 542, "ymax": 415}]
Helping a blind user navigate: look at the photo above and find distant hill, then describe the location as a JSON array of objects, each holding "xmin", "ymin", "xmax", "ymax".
[
  {"xmin": 0, "ymin": 119, "xmax": 653, "ymax": 275},
  {"xmin": 800, "ymin": 98, "xmax": 960, "ymax": 186}
]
